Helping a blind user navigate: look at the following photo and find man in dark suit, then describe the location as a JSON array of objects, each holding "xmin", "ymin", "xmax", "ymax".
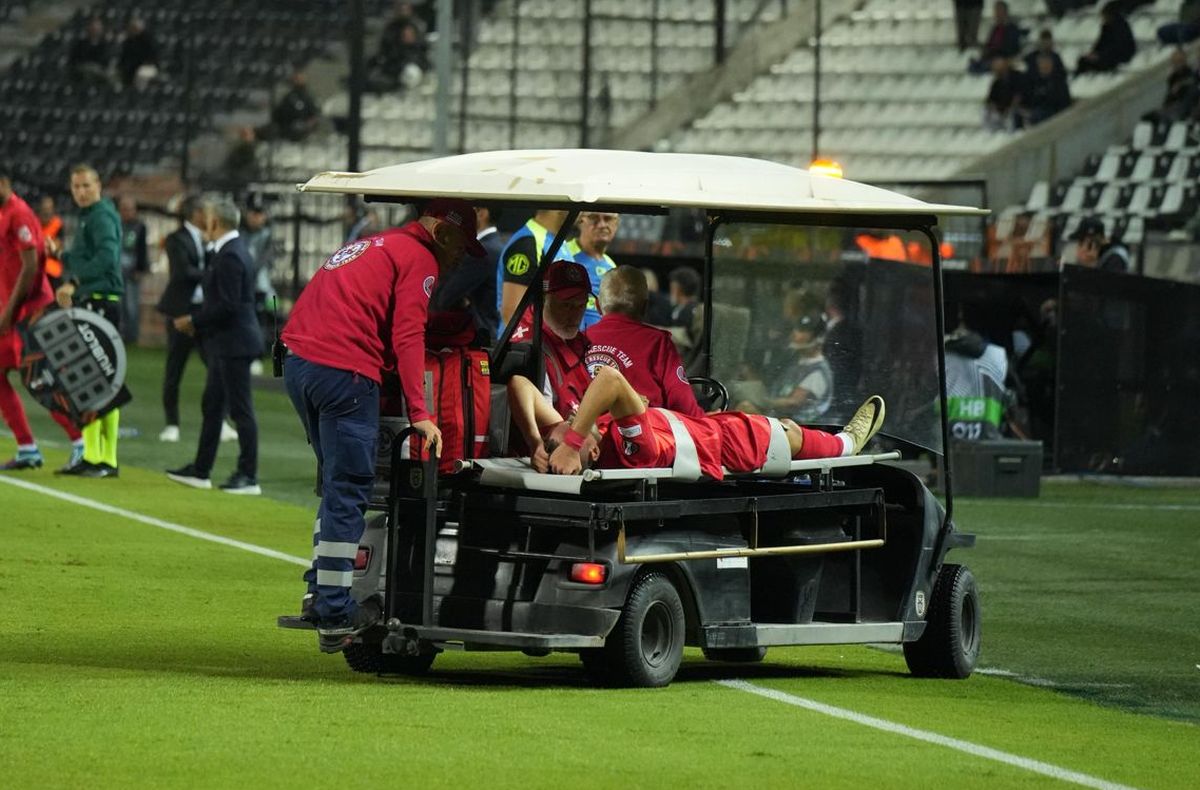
[
  {"xmin": 166, "ymin": 196, "xmax": 263, "ymax": 494},
  {"xmin": 157, "ymin": 195, "xmax": 206, "ymax": 443},
  {"xmin": 430, "ymin": 204, "xmax": 503, "ymax": 342}
]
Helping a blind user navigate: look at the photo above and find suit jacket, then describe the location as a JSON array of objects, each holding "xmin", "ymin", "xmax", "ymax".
[
  {"xmin": 157, "ymin": 226, "xmax": 204, "ymax": 317},
  {"xmin": 191, "ymin": 236, "xmax": 262, "ymax": 358}
]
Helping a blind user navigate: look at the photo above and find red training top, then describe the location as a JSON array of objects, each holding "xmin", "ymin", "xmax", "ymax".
[
  {"xmin": 537, "ymin": 327, "xmax": 591, "ymax": 418},
  {"xmin": 585, "ymin": 312, "xmax": 703, "ymax": 418},
  {"xmin": 0, "ymin": 192, "xmax": 52, "ymax": 322},
  {"xmin": 282, "ymin": 222, "xmax": 438, "ymax": 423}
]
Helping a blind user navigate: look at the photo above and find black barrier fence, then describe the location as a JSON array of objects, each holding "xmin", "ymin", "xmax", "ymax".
[
  {"xmin": 944, "ymin": 267, "xmax": 1200, "ymax": 476},
  {"xmin": 1056, "ymin": 266, "xmax": 1200, "ymax": 476}
]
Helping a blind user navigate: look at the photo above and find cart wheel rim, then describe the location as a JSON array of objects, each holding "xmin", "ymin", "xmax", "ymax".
[
  {"xmin": 960, "ymin": 592, "xmax": 979, "ymax": 655},
  {"xmin": 640, "ymin": 600, "xmax": 674, "ymax": 668}
]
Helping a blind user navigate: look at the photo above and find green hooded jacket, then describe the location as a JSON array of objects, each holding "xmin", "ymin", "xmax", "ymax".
[{"xmin": 64, "ymin": 197, "xmax": 123, "ymax": 298}]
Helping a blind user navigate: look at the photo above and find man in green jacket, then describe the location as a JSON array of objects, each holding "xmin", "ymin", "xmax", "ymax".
[{"xmin": 55, "ymin": 163, "xmax": 124, "ymax": 478}]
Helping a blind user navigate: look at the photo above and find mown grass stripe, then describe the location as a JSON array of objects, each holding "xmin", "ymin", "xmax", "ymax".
[
  {"xmin": 716, "ymin": 679, "xmax": 1141, "ymax": 790},
  {"xmin": 0, "ymin": 475, "xmax": 308, "ymax": 567}
]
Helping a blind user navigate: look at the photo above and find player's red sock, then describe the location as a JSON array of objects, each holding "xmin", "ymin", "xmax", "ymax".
[
  {"xmin": 794, "ymin": 427, "xmax": 843, "ymax": 460},
  {"xmin": 51, "ymin": 410, "xmax": 82, "ymax": 442},
  {"xmin": 0, "ymin": 375, "xmax": 35, "ymax": 446}
]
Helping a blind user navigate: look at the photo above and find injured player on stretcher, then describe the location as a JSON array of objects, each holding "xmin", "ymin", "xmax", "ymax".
[{"xmin": 508, "ymin": 365, "xmax": 886, "ymax": 479}]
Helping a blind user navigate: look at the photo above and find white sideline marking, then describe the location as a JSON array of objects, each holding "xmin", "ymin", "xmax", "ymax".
[
  {"xmin": 976, "ymin": 501, "xmax": 1200, "ymax": 513},
  {"xmin": 976, "ymin": 668, "xmax": 1133, "ymax": 690},
  {"xmin": 0, "ymin": 475, "xmax": 309, "ymax": 567},
  {"xmin": 716, "ymin": 679, "xmax": 1140, "ymax": 790}
]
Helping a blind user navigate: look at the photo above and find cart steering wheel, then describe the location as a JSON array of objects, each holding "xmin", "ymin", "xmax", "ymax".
[{"xmin": 688, "ymin": 376, "xmax": 729, "ymax": 412}]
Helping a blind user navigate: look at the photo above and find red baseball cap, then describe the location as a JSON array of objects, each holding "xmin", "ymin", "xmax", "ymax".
[
  {"xmin": 421, "ymin": 198, "xmax": 486, "ymax": 257},
  {"xmin": 543, "ymin": 259, "xmax": 593, "ymax": 300}
]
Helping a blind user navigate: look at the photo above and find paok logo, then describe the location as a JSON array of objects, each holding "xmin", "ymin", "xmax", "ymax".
[
  {"xmin": 506, "ymin": 253, "xmax": 531, "ymax": 276},
  {"xmin": 323, "ymin": 240, "xmax": 370, "ymax": 271}
]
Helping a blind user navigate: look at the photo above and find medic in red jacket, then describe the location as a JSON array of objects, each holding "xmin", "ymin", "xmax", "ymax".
[
  {"xmin": 283, "ymin": 200, "xmax": 484, "ymax": 433},
  {"xmin": 584, "ymin": 265, "xmax": 703, "ymax": 418}
]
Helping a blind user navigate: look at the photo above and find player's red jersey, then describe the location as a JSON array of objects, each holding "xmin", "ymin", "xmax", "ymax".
[
  {"xmin": 0, "ymin": 192, "xmax": 52, "ymax": 322},
  {"xmin": 283, "ymin": 222, "xmax": 438, "ymax": 422},
  {"xmin": 584, "ymin": 313, "xmax": 703, "ymax": 418},
  {"xmin": 596, "ymin": 409, "xmax": 776, "ymax": 481}
]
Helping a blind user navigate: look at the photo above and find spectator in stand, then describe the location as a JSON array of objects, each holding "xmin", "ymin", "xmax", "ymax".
[
  {"xmin": 117, "ymin": 16, "xmax": 158, "ymax": 89},
  {"xmin": 368, "ymin": 21, "xmax": 429, "ymax": 91},
  {"xmin": 117, "ymin": 195, "xmax": 148, "ymax": 344},
  {"xmin": 1077, "ymin": 2, "xmax": 1137, "ymax": 75},
  {"xmin": 955, "ymin": 0, "xmax": 984, "ymax": 53},
  {"xmin": 69, "ymin": 16, "xmax": 111, "ymax": 85},
  {"xmin": 983, "ymin": 57, "xmax": 1025, "ymax": 131},
  {"xmin": 1021, "ymin": 52, "xmax": 1072, "ymax": 125},
  {"xmin": 260, "ymin": 69, "xmax": 320, "ymax": 142},
  {"xmin": 1070, "ymin": 217, "xmax": 1131, "ymax": 273},
  {"xmin": 221, "ymin": 127, "xmax": 260, "ymax": 193},
  {"xmin": 1024, "ymin": 29, "xmax": 1067, "ymax": 80},
  {"xmin": 384, "ymin": 1, "xmax": 429, "ymax": 37},
  {"xmin": 37, "ymin": 196, "xmax": 65, "ymax": 286},
  {"xmin": 1157, "ymin": 0, "xmax": 1200, "ymax": 46},
  {"xmin": 1145, "ymin": 48, "xmax": 1199, "ymax": 122},
  {"xmin": 969, "ymin": 1, "xmax": 1022, "ymax": 74},
  {"xmin": 430, "ymin": 204, "xmax": 504, "ymax": 343}
]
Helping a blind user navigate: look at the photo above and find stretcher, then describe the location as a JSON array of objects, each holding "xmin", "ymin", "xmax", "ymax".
[{"xmin": 454, "ymin": 451, "xmax": 903, "ymax": 496}]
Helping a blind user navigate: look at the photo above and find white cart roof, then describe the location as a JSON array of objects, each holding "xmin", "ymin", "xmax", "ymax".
[{"xmin": 299, "ymin": 149, "xmax": 986, "ymax": 217}]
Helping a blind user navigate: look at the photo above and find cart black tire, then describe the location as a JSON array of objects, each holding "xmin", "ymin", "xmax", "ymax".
[
  {"xmin": 702, "ymin": 646, "xmax": 767, "ymax": 663},
  {"xmin": 903, "ymin": 563, "xmax": 981, "ymax": 679},
  {"xmin": 343, "ymin": 641, "xmax": 437, "ymax": 675},
  {"xmin": 601, "ymin": 572, "xmax": 686, "ymax": 688}
]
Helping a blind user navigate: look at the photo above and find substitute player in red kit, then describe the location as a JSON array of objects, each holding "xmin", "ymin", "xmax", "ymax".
[
  {"xmin": 0, "ymin": 169, "xmax": 84, "ymax": 471},
  {"xmin": 585, "ymin": 265, "xmax": 703, "ymax": 418},
  {"xmin": 542, "ymin": 365, "xmax": 886, "ymax": 479},
  {"xmin": 280, "ymin": 198, "xmax": 485, "ymax": 652}
]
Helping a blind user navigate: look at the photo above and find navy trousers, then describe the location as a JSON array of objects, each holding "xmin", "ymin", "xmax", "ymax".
[{"xmin": 284, "ymin": 354, "xmax": 379, "ymax": 620}]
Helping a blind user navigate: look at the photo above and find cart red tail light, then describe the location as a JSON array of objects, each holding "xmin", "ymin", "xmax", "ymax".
[
  {"xmin": 354, "ymin": 547, "xmax": 370, "ymax": 571},
  {"xmin": 570, "ymin": 563, "xmax": 607, "ymax": 584}
]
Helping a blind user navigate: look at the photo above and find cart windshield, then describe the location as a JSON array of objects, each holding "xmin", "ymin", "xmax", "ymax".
[{"xmin": 703, "ymin": 221, "xmax": 944, "ymax": 455}]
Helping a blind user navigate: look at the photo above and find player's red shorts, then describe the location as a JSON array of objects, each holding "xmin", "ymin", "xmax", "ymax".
[
  {"xmin": 705, "ymin": 411, "xmax": 774, "ymax": 473},
  {"xmin": 0, "ymin": 330, "xmax": 22, "ymax": 370}
]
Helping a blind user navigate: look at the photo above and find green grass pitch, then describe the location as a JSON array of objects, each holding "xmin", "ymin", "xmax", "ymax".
[{"xmin": 1, "ymin": 348, "xmax": 1197, "ymax": 788}]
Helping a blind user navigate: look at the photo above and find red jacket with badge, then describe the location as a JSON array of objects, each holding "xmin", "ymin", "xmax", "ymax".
[
  {"xmin": 282, "ymin": 222, "xmax": 438, "ymax": 422},
  {"xmin": 585, "ymin": 313, "xmax": 703, "ymax": 418}
]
